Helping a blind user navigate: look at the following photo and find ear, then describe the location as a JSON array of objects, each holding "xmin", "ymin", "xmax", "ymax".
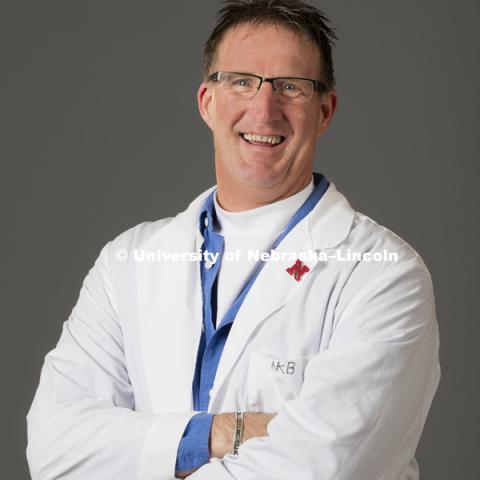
[
  {"xmin": 316, "ymin": 89, "xmax": 338, "ymax": 137},
  {"xmin": 197, "ymin": 82, "xmax": 215, "ymax": 130}
]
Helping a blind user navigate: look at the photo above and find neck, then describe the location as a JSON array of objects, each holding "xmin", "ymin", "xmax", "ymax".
[{"xmin": 215, "ymin": 171, "xmax": 312, "ymax": 212}]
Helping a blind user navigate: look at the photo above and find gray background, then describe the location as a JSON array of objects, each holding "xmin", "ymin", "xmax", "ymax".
[{"xmin": 3, "ymin": 1, "xmax": 479, "ymax": 478}]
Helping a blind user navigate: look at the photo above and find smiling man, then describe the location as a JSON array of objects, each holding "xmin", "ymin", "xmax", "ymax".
[
  {"xmin": 198, "ymin": 21, "xmax": 336, "ymax": 211},
  {"xmin": 27, "ymin": 2, "xmax": 440, "ymax": 480}
]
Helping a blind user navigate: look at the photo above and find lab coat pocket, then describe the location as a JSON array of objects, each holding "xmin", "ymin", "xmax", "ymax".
[{"xmin": 247, "ymin": 350, "xmax": 311, "ymax": 412}]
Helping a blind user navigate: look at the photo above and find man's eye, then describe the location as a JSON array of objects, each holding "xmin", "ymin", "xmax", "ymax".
[
  {"xmin": 283, "ymin": 82, "xmax": 298, "ymax": 91},
  {"xmin": 232, "ymin": 78, "xmax": 252, "ymax": 87}
]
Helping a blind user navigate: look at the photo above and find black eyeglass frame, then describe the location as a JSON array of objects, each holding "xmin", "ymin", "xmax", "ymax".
[{"xmin": 207, "ymin": 71, "xmax": 328, "ymax": 95}]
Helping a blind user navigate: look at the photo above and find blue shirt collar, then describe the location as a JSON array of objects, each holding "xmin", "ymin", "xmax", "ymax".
[{"xmin": 199, "ymin": 172, "xmax": 326, "ymax": 236}]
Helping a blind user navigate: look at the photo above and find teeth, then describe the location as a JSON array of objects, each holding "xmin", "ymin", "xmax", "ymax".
[{"xmin": 242, "ymin": 133, "xmax": 283, "ymax": 145}]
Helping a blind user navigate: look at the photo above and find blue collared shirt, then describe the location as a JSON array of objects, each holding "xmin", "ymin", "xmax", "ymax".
[{"xmin": 175, "ymin": 173, "xmax": 329, "ymax": 472}]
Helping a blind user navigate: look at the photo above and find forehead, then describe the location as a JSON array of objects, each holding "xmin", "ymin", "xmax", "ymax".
[{"xmin": 214, "ymin": 22, "xmax": 322, "ymax": 78}]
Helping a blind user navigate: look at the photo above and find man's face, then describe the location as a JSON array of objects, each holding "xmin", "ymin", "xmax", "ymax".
[{"xmin": 198, "ymin": 22, "xmax": 336, "ymax": 208}]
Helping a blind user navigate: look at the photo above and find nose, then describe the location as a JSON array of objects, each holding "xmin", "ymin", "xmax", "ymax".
[{"xmin": 247, "ymin": 80, "xmax": 282, "ymax": 122}]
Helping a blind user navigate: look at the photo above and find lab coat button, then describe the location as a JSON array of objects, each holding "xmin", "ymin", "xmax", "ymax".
[{"xmin": 204, "ymin": 217, "xmax": 209, "ymax": 227}]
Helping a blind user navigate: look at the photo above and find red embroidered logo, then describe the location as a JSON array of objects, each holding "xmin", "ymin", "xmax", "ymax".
[{"xmin": 286, "ymin": 259, "xmax": 310, "ymax": 281}]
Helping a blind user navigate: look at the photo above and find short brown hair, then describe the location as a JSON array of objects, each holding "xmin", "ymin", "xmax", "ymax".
[{"xmin": 204, "ymin": 0, "xmax": 337, "ymax": 89}]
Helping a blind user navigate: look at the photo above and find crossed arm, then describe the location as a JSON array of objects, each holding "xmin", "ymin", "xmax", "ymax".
[
  {"xmin": 26, "ymin": 242, "xmax": 440, "ymax": 480},
  {"xmin": 26, "ymin": 244, "xmax": 277, "ymax": 479}
]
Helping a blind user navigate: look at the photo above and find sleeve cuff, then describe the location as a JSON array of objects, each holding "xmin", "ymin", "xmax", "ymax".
[{"xmin": 175, "ymin": 413, "xmax": 213, "ymax": 473}]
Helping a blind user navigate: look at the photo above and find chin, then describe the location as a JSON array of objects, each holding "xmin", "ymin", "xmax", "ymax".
[
  {"xmin": 236, "ymin": 165, "xmax": 285, "ymax": 190},
  {"xmin": 218, "ymin": 150, "xmax": 290, "ymax": 190}
]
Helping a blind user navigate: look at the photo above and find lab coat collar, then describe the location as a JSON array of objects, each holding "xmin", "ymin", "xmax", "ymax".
[
  {"xmin": 308, "ymin": 181, "xmax": 356, "ymax": 249},
  {"xmin": 182, "ymin": 178, "xmax": 355, "ymax": 251}
]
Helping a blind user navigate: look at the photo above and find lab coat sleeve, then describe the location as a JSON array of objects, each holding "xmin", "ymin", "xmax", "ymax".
[
  {"xmin": 26, "ymin": 241, "xmax": 196, "ymax": 480},
  {"xmin": 187, "ymin": 257, "xmax": 441, "ymax": 480}
]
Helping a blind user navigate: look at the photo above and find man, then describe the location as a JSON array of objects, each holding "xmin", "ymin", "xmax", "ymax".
[{"xmin": 26, "ymin": 1, "xmax": 440, "ymax": 479}]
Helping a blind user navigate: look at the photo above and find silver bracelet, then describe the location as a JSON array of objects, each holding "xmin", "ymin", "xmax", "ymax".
[{"xmin": 232, "ymin": 411, "xmax": 244, "ymax": 455}]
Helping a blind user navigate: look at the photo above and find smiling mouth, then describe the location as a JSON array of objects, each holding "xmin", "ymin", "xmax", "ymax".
[{"xmin": 241, "ymin": 132, "xmax": 286, "ymax": 146}]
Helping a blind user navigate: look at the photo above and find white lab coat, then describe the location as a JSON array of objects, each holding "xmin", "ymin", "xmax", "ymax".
[{"xmin": 26, "ymin": 182, "xmax": 440, "ymax": 480}]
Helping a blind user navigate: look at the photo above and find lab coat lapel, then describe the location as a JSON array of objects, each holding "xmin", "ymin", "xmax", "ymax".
[
  {"xmin": 210, "ymin": 183, "xmax": 355, "ymax": 406},
  {"xmin": 137, "ymin": 189, "xmax": 213, "ymax": 412}
]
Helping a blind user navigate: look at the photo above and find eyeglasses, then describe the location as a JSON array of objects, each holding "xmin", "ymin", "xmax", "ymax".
[{"xmin": 207, "ymin": 71, "xmax": 327, "ymax": 103}]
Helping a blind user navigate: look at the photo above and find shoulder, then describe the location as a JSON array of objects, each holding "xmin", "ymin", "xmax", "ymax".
[
  {"xmin": 312, "ymin": 183, "xmax": 434, "ymax": 303},
  {"xmin": 348, "ymin": 210, "xmax": 430, "ymax": 276},
  {"xmin": 109, "ymin": 217, "xmax": 175, "ymax": 252},
  {"xmin": 350, "ymin": 211, "xmax": 424, "ymax": 263},
  {"xmin": 316, "ymin": 182, "xmax": 430, "ymax": 273},
  {"xmin": 99, "ymin": 184, "xmax": 216, "ymax": 266},
  {"xmin": 332, "ymin": 207, "xmax": 435, "ymax": 324}
]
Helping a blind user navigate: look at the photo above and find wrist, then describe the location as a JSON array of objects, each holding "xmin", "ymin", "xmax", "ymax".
[{"xmin": 210, "ymin": 413, "xmax": 235, "ymax": 459}]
